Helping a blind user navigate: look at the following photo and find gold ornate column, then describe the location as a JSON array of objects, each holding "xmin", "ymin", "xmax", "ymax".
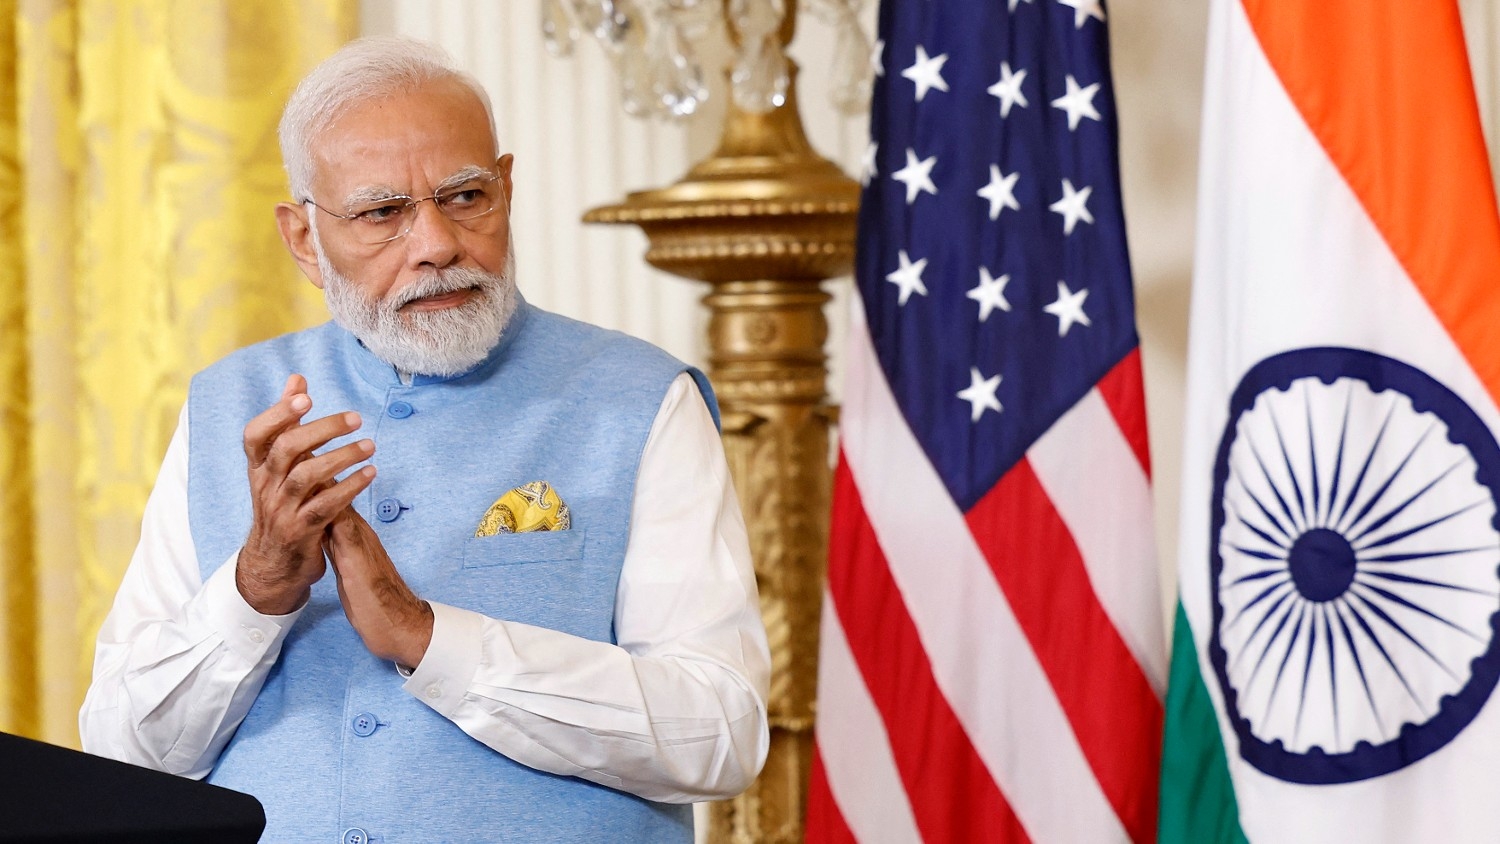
[{"xmin": 584, "ymin": 11, "xmax": 859, "ymax": 839}]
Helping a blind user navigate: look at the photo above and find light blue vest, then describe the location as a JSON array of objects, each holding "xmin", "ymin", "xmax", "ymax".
[{"xmin": 187, "ymin": 299, "xmax": 712, "ymax": 843}]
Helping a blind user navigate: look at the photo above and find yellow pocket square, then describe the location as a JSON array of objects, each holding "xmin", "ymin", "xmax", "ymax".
[{"xmin": 475, "ymin": 481, "xmax": 571, "ymax": 536}]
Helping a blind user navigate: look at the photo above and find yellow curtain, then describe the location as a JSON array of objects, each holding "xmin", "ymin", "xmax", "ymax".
[{"xmin": 0, "ymin": 0, "xmax": 355, "ymax": 747}]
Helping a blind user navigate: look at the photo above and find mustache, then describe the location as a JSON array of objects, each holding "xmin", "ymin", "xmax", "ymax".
[{"xmin": 391, "ymin": 266, "xmax": 501, "ymax": 309}]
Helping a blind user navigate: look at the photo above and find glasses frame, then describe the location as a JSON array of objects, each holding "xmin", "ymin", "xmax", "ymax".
[{"xmin": 302, "ymin": 172, "xmax": 505, "ymax": 245}]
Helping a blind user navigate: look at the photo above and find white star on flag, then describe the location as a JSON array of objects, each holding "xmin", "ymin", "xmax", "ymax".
[
  {"xmin": 892, "ymin": 148, "xmax": 939, "ymax": 204},
  {"xmin": 1008, "ymin": 0, "xmax": 1035, "ymax": 11},
  {"xmin": 1051, "ymin": 75, "xmax": 1102, "ymax": 131},
  {"xmin": 901, "ymin": 45, "xmax": 950, "ymax": 102},
  {"xmin": 872, "ymin": 39, "xmax": 885, "ymax": 77},
  {"xmin": 1044, "ymin": 280, "xmax": 1091, "ymax": 336},
  {"xmin": 978, "ymin": 165, "xmax": 1021, "ymax": 220},
  {"xmin": 860, "ymin": 141, "xmax": 879, "ymax": 187},
  {"xmin": 1049, "ymin": 178, "xmax": 1094, "ymax": 234},
  {"xmin": 967, "ymin": 267, "xmax": 1012, "ymax": 322},
  {"xmin": 987, "ymin": 62, "xmax": 1029, "ymax": 118},
  {"xmin": 957, "ymin": 366, "xmax": 1003, "ymax": 422},
  {"xmin": 885, "ymin": 250, "xmax": 930, "ymax": 306},
  {"xmin": 1056, "ymin": 0, "xmax": 1106, "ymax": 29}
]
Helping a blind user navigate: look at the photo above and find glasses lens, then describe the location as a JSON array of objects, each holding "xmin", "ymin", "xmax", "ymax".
[
  {"xmin": 345, "ymin": 200, "xmax": 414, "ymax": 244},
  {"xmin": 435, "ymin": 180, "xmax": 498, "ymax": 222}
]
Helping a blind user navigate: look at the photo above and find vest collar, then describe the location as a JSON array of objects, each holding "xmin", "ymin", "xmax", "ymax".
[{"xmin": 338, "ymin": 292, "xmax": 533, "ymax": 388}]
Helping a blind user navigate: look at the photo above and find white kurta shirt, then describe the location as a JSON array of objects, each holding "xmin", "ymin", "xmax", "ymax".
[{"xmin": 79, "ymin": 372, "xmax": 771, "ymax": 804}]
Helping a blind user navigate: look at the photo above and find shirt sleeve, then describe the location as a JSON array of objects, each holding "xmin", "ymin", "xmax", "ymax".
[
  {"xmin": 402, "ymin": 371, "xmax": 772, "ymax": 803},
  {"xmin": 78, "ymin": 403, "xmax": 303, "ymax": 779}
]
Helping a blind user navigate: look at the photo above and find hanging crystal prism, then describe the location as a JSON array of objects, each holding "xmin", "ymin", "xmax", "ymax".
[
  {"xmin": 617, "ymin": 35, "xmax": 655, "ymax": 117},
  {"xmin": 828, "ymin": 5, "xmax": 872, "ymax": 113},
  {"xmin": 731, "ymin": 33, "xmax": 789, "ymax": 113},
  {"xmin": 574, "ymin": 0, "xmax": 633, "ymax": 47},
  {"xmin": 648, "ymin": 11, "xmax": 708, "ymax": 118},
  {"xmin": 542, "ymin": 0, "xmax": 581, "ymax": 58}
]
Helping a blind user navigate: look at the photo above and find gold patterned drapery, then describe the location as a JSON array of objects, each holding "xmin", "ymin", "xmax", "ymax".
[{"xmin": 0, "ymin": 0, "xmax": 354, "ymax": 747}]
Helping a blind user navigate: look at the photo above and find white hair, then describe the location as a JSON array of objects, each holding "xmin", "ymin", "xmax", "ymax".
[{"xmin": 279, "ymin": 36, "xmax": 495, "ymax": 200}]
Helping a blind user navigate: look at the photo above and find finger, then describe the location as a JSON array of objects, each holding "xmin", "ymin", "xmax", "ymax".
[
  {"xmin": 243, "ymin": 389, "xmax": 314, "ymax": 467},
  {"xmin": 284, "ymin": 439, "xmax": 375, "ymax": 499},
  {"xmin": 261, "ymin": 411, "xmax": 363, "ymax": 482},
  {"xmin": 280, "ymin": 373, "xmax": 306, "ymax": 401},
  {"xmin": 299, "ymin": 464, "xmax": 377, "ymax": 531}
]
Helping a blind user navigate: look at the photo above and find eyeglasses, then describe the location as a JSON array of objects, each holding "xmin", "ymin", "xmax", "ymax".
[{"xmin": 303, "ymin": 173, "xmax": 504, "ymax": 245}]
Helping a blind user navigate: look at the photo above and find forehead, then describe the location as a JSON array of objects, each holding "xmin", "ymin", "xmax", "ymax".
[{"xmin": 309, "ymin": 77, "xmax": 496, "ymax": 197}]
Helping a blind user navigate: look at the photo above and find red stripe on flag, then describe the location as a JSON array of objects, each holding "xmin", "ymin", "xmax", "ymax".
[
  {"xmin": 807, "ymin": 744, "xmax": 859, "ymax": 844},
  {"xmin": 966, "ymin": 460, "xmax": 1163, "ymax": 844},
  {"xmin": 827, "ymin": 457, "xmax": 1032, "ymax": 843},
  {"xmin": 1096, "ymin": 349, "xmax": 1153, "ymax": 479}
]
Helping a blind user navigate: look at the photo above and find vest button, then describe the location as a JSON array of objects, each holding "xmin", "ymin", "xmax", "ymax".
[
  {"xmin": 351, "ymin": 712, "xmax": 378, "ymax": 737},
  {"xmin": 341, "ymin": 828, "xmax": 369, "ymax": 844},
  {"xmin": 387, "ymin": 400, "xmax": 414, "ymax": 419},
  {"xmin": 375, "ymin": 498, "xmax": 403, "ymax": 522}
]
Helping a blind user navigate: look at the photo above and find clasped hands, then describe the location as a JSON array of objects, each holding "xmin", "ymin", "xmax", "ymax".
[{"xmin": 236, "ymin": 374, "xmax": 433, "ymax": 669}]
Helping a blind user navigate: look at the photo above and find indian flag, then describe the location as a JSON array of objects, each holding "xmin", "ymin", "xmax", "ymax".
[{"xmin": 1161, "ymin": 1, "xmax": 1500, "ymax": 842}]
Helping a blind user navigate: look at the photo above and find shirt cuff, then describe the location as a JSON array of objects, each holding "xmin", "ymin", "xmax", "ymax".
[
  {"xmin": 201, "ymin": 551, "xmax": 301, "ymax": 664},
  {"xmin": 403, "ymin": 601, "xmax": 483, "ymax": 719}
]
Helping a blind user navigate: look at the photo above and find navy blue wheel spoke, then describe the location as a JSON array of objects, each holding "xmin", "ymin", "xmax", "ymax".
[
  {"xmin": 1355, "ymin": 499, "xmax": 1486, "ymax": 552},
  {"xmin": 1326, "ymin": 384, "xmax": 1355, "ymax": 531},
  {"xmin": 1342, "ymin": 593, "xmax": 1426, "ymax": 712},
  {"xmin": 1360, "ymin": 545, "xmax": 1496, "ymax": 564},
  {"xmin": 1360, "ymin": 569, "xmax": 1498, "ymax": 598},
  {"xmin": 1263, "ymin": 603, "xmax": 1310, "ymax": 725},
  {"xmin": 1333, "ymin": 598, "xmax": 1387, "ymax": 737},
  {"xmin": 1352, "ymin": 580, "xmax": 1485, "ymax": 644},
  {"xmin": 1331, "ymin": 399, "xmax": 1398, "ymax": 534},
  {"xmin": 1232, "ymin": 476, "xmax": 1295, "ymax": 544},
  {"xmin": 1347, "ymin": 589, "xmax": 1460, "ymax": 682},
  {"xmin": 1341, "ymin": 424, "xmax": 1435, "ymax": 537},
  {"xmin": 1234, "ymin": 506, "xmax": 1291, "ymax": 551},
  {"xmin": 1230, "ymin": 568, "xmax": 1287, "ymax": 587},
  {"xmin": 1294, "ymin": 603, "xmax": 1321, "ymax": 744},
  {"xmin": 1248, "ymin": 435, "xmax": 1307, "ymax": 535},
  {"xmin": 1269, "ymin": 406, "xmax": 1312, "ymax": 528},
  {"xmin": 1347, "ymin": 457, "xmax": 1462, "ymax": 545},
  {"xmin": 1230, "ymin": 586, "xmax": 1295, "ymax": 671},
  {"xmin": 1322, "ymin": 606, "xmax": 1340, "ymax": 748},
  {"xmin": 1242, "ymin": 595, "xmax": 1302, "ymax": 689},
  {"xmin": 1226, "ymin": 580, "xmax": 1293, "ymax": 636},
  {"xmin": 1304, "ymin": 386, "xmax": 1326, "ymax": 527},
  {"xmin": 1231, "ymin": 545, "xmax": 1285, "ymax": 562}
]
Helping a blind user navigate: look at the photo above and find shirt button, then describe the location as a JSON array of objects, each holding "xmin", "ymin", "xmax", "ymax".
[
  {"xmin": 375, "ymin": 498, "xmax": 403, "ymax": 522},
  {"xmin": 351, "ymin": 712, "xmax": 378, "ymax": 737},
  {"xmin": 247, "ymin": 629, "xmax": 266, "ymax": 645},
  {"xmin": 387, "ymin": 400, "xmax": 414, "ymax": 419},
  {"xmin": 341, "ymin": 828, "xmax": 369, "ymax": 844},
  {"xmin": 425, "ymin": 685, "xmax": 441, "ymax": 700}
]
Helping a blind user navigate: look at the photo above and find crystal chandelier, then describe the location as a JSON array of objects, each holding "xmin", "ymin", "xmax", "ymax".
[{"xmin": 541, "ymin": 0, "xmax": 874, "ymax": 119}]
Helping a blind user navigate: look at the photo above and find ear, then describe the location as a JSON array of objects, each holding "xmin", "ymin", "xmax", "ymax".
[
  {"xmin": 275, "ymin": 202, "xmax": 325, "ymax": 289},
  {"xmin": 495, "ymin": 153, "xmax": 515, "ymax": 213}
]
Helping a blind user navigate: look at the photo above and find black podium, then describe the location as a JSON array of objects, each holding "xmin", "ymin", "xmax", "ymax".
[{"xmin": 0, "ymin": 731, "xmax": 264, "ymax": 842}]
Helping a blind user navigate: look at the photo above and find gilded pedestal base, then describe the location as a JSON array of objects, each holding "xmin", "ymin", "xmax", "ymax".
[{"xmin": 585, "ymin": 75, "xmax": 857, "ymax": 843}]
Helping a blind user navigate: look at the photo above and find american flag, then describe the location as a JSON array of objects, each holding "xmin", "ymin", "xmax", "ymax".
[{"xmin": 808, "ymin": 1, "xmax": 1166, "ymax": 841}]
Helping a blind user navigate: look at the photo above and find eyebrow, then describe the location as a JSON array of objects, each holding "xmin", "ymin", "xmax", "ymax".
[{"xmin": 339, "ymin": 165, "xmax": 493, "ymax": 208}]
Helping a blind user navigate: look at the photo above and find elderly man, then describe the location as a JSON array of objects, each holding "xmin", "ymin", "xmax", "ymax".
[{"xmin": 79, "ymin": 37, "xmax": 770, "ymax": 843}]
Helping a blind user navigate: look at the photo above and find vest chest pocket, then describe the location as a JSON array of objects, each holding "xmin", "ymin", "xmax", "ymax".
[{"xmin": 462, "ymin": 529, "xmax": 588, "ymax": 569}]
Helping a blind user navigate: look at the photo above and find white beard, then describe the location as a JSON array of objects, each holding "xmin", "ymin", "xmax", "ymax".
[{"xmin": 317, "ymin": 239, "xmax": 518, "ymax": 378}]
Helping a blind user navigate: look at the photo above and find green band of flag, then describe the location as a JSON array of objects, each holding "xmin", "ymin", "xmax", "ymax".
[{"xmin": 1159, "ymin": 600, "xmax": 1248, "ymax": 844}]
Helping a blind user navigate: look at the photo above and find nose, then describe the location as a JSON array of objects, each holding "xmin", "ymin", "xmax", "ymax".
[{"xmin": 401, "ymin": 198, "xmax": 463, "ymax": 270}]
